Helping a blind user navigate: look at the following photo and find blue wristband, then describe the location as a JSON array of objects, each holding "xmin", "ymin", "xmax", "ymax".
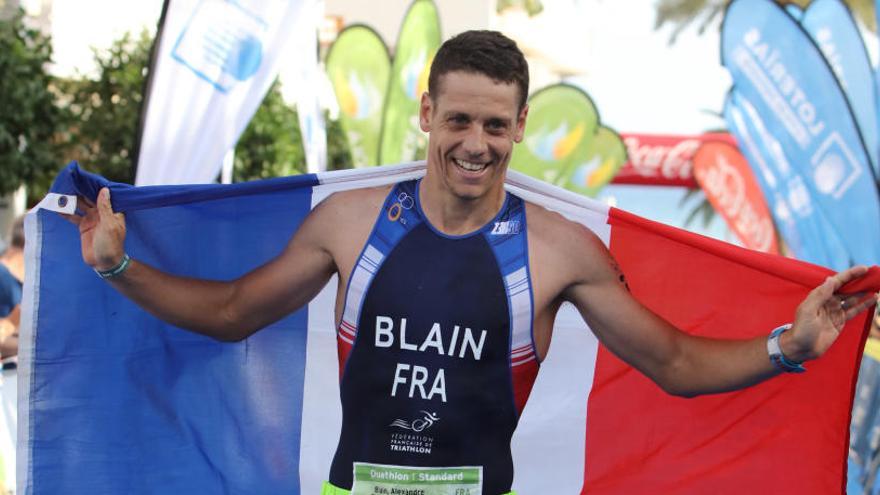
[
  {"xmin": 767, "ymin": 324, "xmax": 806, "ymax": 374},
  {"xmin": 94, "ymin": 253, "xmax": 131, "ymax": 280}
]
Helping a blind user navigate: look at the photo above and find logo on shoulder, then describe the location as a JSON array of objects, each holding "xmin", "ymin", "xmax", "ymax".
[
  {"xmin": 388, "ymin": 192, "xmax": 415, "ymax": 223},
  {"xmin": 491, "ymin": 220, "xmax": 521, "ymax": 235}
]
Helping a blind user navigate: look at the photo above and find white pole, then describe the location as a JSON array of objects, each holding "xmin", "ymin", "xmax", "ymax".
[{"xmin": 221, "ymin": 149, "xmax": 235, "ymax": 184}]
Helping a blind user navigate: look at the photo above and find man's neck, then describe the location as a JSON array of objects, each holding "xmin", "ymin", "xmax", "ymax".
[{"xmin": 418, "ymin": 175, "xmax": 506, "ymax": 236}]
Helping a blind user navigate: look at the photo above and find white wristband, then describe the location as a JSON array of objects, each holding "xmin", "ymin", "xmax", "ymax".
[{"xmin": 767, "ymin": 324, "xmax": 805, "ymax": 373}]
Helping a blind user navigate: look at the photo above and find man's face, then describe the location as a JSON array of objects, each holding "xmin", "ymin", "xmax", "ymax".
[{"xmin": 419, "ymin": 71, "xmax": 528, "ymax": 201}]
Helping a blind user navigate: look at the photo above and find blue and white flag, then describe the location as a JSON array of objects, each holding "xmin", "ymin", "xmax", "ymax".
[
  {"xmin": 135, "ymin": 0, "xmax": 319, "ymax": 185},
  {"xmin": 725, "ymin": 90, "xmax": 851, "ymax": 270},
  {"xmin": 801, "ymin": 0, "xmax": 880, "ymax": 179},
  {"xmin": 722, "ymin": 0, "xmax": 880, "ymax": 266},
  {"xmin": 20, "ymin": 163, "xmax": 879, "ymax": 494}
]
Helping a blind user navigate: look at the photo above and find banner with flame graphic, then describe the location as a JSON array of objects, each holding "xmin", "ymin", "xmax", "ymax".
[
  {"xmin": 692, "ymin": 140, "xmax": 780, "ymax": 254},
  {"xmin": 377, "ymin": 0, "xmax": 441, "ymax": 165},
  {"xmin": 511, "ymin": 84, "xmax": 626, "ymax": 197},
  {"xmin": 325, "ymin": 25, "xmax": 391, "ymax": 167}
]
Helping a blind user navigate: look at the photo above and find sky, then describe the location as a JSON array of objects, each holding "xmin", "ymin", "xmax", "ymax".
[
  {"xmin": 42, "ymin": 0, "xmax": 165, "ymax": 78},
  {"xmin": 563, "ymin": 1, "xmax": 735, "ymax": 240},
  {"xmin": 36, "ymin": 0, "xmax": 758, "ymax": 239}
]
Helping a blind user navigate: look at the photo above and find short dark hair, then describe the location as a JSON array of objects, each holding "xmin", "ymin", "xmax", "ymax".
[{"xmin": 428, "ymin": 30, "xmax": 529, "ymax": 111}]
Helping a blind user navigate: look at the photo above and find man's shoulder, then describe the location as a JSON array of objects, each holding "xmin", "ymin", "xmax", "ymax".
[
  {"xmin": 314, "ymin": 184, "xmax": 393, "ymax": 220},
  {"xmin": 522, "ymin": 200, "xmax": 609, "ymax": 270},
  {"xmin": 301, "ymin": 184, "xmax": 395, "ymax": 251},
  {"xmin": 523, "ymin": 201, "xmax": 600, "ymax": 243}
]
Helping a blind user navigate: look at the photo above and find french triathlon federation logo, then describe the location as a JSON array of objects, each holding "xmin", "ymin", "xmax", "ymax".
[
  {"xmin": 390, "ymin": 410, "xmax": 439, "ymax": 432},
  {"xmin": 389, "ymin": 411, "xmax": 438, "ymax": 455}
]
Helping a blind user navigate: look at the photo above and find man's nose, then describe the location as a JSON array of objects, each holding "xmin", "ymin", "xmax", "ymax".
[{"xmin": 462, "ymin": 126, "xmax": 488, "ymax": 156}]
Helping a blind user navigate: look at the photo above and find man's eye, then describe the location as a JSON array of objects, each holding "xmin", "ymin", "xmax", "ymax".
[{"xmin": 486, "ymin": 121, "xmax": 507, "ymax": 132}]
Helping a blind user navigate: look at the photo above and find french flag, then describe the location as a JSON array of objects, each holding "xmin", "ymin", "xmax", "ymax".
[{"xmin": 19, "ymin": 162, "xmax": 879, "ymax": 494}]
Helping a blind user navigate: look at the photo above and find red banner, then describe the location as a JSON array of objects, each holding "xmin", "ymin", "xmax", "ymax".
[
  {"xmin": 692, "ymin": 140, "xmax": 779, "ymax": 254},
  {"xmin": 612, "ymin": 133, "xmax": 737, "ymax": 187}
]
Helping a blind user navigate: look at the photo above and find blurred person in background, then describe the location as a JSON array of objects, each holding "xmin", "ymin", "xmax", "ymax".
[
  {"xmin": 0, "ymin": 216, "xmax": 24, "ymax": 362},
  {"xmin": 871, "ymin": 309, "xmax": 880, "ymax": 340},
  {"xmin": 0, "ymin": 216, "xmax": 23, "ymax": 494}
]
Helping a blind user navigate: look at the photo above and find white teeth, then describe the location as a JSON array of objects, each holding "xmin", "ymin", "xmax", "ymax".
[{"xmin": 455, "ymin": 159, "xmax": 487, "ymax": 172}]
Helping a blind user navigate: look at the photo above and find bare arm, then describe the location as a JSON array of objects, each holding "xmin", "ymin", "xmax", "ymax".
[
  {"xmin": 555, "ymin": 220, "xmax": 876, "ymax": 397},
  {"xmin": 69, "ymin": 188, "xmax": 337, "ymax": 341},
  {"xmin": 0, "ymin": 305, "xmax": 18, "ymax": 358}
]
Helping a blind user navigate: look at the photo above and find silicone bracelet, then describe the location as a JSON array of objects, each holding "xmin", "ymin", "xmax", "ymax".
[
  {"xmin": 767, "ymin": 323, "xmax": 806, "ymax": 373},
  {"xmin": 94, "ymin": 253, "xmax": 131, "ymax": 280}
]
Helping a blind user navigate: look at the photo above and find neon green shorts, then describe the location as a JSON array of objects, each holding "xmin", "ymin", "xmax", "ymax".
[{"xmin": 321, "ymin": 481, "xmax": 516, "ymax": 495}]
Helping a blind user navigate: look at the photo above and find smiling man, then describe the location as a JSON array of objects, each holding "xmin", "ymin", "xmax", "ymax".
[{"xmin": 70, "ymin": 31, "xmax": 876, "ymax": 495}]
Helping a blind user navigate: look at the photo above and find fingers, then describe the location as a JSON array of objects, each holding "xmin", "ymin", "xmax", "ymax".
[
  {"xmin": 96, "ymin": 188, "xmax": 115, "ymax": 219},
  {"xmin": 803, "ymin": 267, "xmax": 873, "ymax": 315},
  {"xmin": 830, "ymin": 265, "xmax": 870, "ymax": 291},
  {"xmin": 831, "ymin": 266, "xmax": 875, "ymax": 318},
  {"xmin": 804, "ymin": 276, "xmax": 838, "ymax": 311},
  {"xmin": 842, "ymin": 292, "xmax": 878, "ymax": 321}
]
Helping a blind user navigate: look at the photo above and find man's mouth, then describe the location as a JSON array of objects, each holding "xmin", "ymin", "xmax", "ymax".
[{"xmin": 454, "ymin": 158, "xmax": 488, "ymax": 173}]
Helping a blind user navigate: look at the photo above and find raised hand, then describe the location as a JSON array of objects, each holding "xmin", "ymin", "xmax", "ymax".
[
  {"xmin": 784, "ymin": 265, "xmax": 878, "ymax": 363},
  {"xmin": 65, "ymin": 188, "xmax": 127, "ymax": 271}
]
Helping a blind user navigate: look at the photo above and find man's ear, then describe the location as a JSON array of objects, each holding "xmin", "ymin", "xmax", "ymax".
[
  {"xmin": 419, "ymin": 92, "xmax": 433, "ymax": 132},
  {"xmin": 513, "ymin": 104, "xmax": 529, "ymax": 143}
]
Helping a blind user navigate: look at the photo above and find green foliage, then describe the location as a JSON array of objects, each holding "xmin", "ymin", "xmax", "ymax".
[
  {"xmin": 326, "ymin": 113, "xmax": 354, "ymax": 171},
  {"xmin": 233, "ymin": 81, "xmax": 306, "ymax": 181},
  {"xmin": 8, "ymin": 17, "xmax": 351, "ymax": 194},
  {"xmin": 496, "ymin": 0, "xmax": 544, "ymax": 17},
  {"xmin": 655, "ymin": 0, "xmax": 876, "ymax": 43},
  {"xmin": 0, "ymin": 8, "xmax": 64, "ymax": 197},
  {"xmin": 679, "ymin": 187, "xmax": 716, "ymax": 229},
  {"xmin": 59, "ymin": 30, "xmax": 152, "ymax": 185},
  {"xmin": 233, "ymin": 86, "xmax": 354, "ymax": 179},
  {"xmin": 60, "ymin": 29, "xmax": 353, "ymax": 183}
]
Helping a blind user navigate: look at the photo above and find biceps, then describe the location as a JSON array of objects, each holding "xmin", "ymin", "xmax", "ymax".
[{"xmin": 230, "ymin": 236, "xmax": 336, "ymax": 331}]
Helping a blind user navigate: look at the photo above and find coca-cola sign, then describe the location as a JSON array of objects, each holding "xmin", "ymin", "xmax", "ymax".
[
  {"xmin": 613, "ymin": 133, "xmax": 737, "ymax": 187},
  {"xmin": 692, "ymin": 141, "xmax": 779, "ymax": 254}
]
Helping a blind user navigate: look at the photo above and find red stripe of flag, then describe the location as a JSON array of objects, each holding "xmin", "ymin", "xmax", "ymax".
[{"xmin": 582, "ymin": 207, "xmax": 879, "ymax": 493}]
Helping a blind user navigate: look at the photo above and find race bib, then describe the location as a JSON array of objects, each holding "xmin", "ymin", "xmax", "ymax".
[{"xmin": 351, "ymin": 463, "xmax": 482, "ymax": 495}]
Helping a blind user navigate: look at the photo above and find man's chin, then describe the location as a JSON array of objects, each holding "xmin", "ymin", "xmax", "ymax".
[{"xmin": 448, "ymin": 184, "xmax": 491, "ymax": 202}]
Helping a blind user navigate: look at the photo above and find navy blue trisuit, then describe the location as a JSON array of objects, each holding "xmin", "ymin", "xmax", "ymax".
[{"xmin": 328, "ymin": 179, "xmax": 540, "ymax": 494}]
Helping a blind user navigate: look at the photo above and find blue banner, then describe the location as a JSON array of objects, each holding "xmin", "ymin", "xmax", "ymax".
[
  {"xmin": 785, "ymin": 3, "xmax": 804, "ymax": 20},
  {"xmin": 802, "ymin": 0, "xmax": 880, "ymax": 179},
  {"xmin": 725, "ymin": 91, "xmax": 851, "ymax": 270},
  {"xmin": 722, "ymin": 0, "xmax": 880, "ymax": 266}
]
